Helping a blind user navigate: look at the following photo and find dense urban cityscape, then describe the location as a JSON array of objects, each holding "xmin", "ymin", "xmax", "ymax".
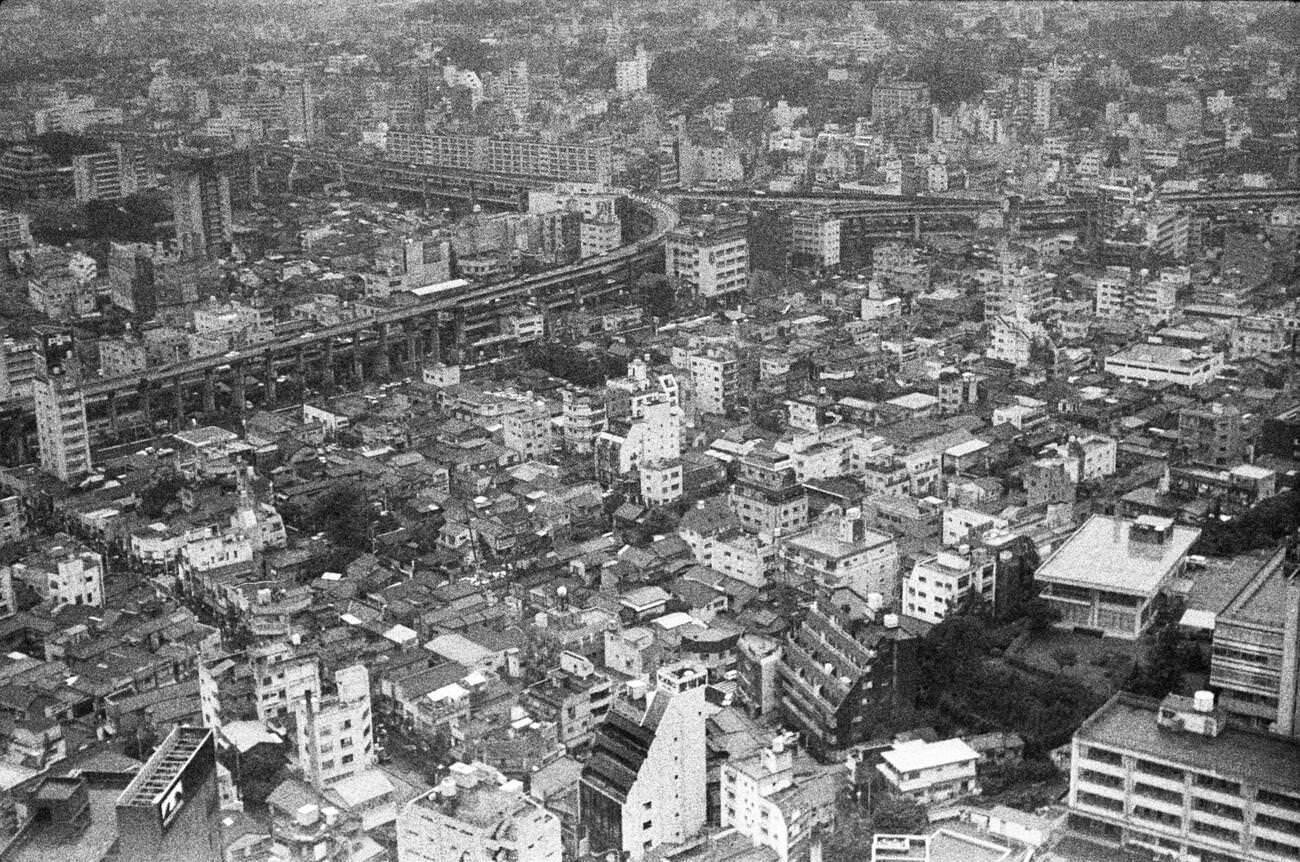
[{"xmin": 0, "ymin": 1, "xmax": 1297, "ymax": 861}]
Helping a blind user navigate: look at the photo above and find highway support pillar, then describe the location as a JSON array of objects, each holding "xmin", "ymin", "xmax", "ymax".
[
  {"xmin": 232, "ymin": 362, "xmax": 246, "ymax": 419},
  {"xmin": 264, "ymin": 355, "xmax": 277, "ymax": 404},
  {"xmin": 406, "ymin": 332, "xmax": 420, "ymax": 373},
  {"xmin": 351, "ymin": 343, "xmax": 364, "ymax": 384},
  {"xmin": 202, "ymin": 369, "xmax": 216, "ymax": 415},
  {"xmin": 172, "ymin": 377, "xmax": 184, "ymax": 428},
  {"xmin": 323, "ymin": 340, "xmax": 336, "ymax": 392},
  {"xmin": 374, "ymin": 324, "xmax": 391, "ymax": 380}
]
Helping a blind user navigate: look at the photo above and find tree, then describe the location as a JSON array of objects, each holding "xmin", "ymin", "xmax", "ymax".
[
  {"xmin": 139, "ymin": 470, "xmax": 185, "ymax": 518},
  {"xmin": 639, "ymin": 273, "xmax": 675, "ymax": 319},
  {"xmin": 312, "ymin": 482, "xmax": 373, "ymax": 551},
  {"xmin": 872, "ymin": 793, "xmax": 928, "ymax": 834}
]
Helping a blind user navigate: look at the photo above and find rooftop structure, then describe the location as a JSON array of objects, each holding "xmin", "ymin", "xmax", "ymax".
[{"xmin": 1035, "ymin": 515, "xmax": 1200, "ymax": 639}]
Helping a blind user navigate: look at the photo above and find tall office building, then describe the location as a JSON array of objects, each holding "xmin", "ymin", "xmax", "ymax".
[
  {"xmin": 115, "ymin": 726, "xmax": 221, "ymax": 862},
  {"xmin": 397, "ymin": 761, "xmax": 562, "ymax": 862},
  {"xmin": 171, "ymin": 156, "xmax": 232, "ymax": 261},
  {"xmin": 33, "ymin": 372, "xmax": 91, "ymax": 483},
  {"xmin": 580, "ymin": 662, "xmax": 708, "ymax": 861},
  {"xmin": 72, "ymin": 143, "xmax": 140, "ymax": 202},
  {"xmin": 665, "ymin": 215, "xmax": 749, "ymax": 303},
  {"xmin": 790, "ymin": 210, "xmax": 841, "ymax": 269},
  {"xmin": 1210, "ymin": 541, "xmax": 1300, "ymax": 735},
  {"xmin": 283, "ymin": 76, "xmax": 316, "ymax": 144},
  {"xmin": 294, "ymin": 664, "xmax": 376, "ymax": 789}
]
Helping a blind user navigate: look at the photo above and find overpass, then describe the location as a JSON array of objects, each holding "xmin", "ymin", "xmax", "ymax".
[
  {"xmin": 0, "ymin": 193, "xmax": 679, "ymax": 461},
  {"xmin": 668, "ymin": 186, "xmax": 1300, "ymax": 241}
]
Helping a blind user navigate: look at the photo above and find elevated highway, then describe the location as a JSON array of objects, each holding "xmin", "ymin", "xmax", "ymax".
[{"xmin": 0, "ymin": 193, "xmax": 679, "ymax": 459}]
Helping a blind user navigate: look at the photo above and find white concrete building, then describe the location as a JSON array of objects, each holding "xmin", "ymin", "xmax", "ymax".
[
  {"xmin": 877, "ymin": 738, "xmax": 980, "ymax": 806},
  {"xmin": 1036, "ymin": 515, "xmax": 1200, "ymax": 640},
  {"xmin": 1103, "ymin": 343, "xmax": 1223, "ymax": 387},
  {"xmin": 639, "ymin": 459, "xmax": 684, "ymax": 507},
  {"xmin": 295, "ymin": 664, "xmax": 376, "ymax": 789},
  {"xmin": 398, "ymin": 761, "xmax": 561, "ymax": 862},
  {"xmin": 790, "ymin": 211, "xmax": 841, "ymax": 269},
  {"xmin": 251, "ymin": 643, "xmax": 321, "ymax": 722},
  {"xmin": 987, "ymin": 313, "xmax": 1048, "ymax": 368},
  {"xmin": 502, "ymin": 400, "xmax": 553, "ymax": 461},
  {"xmin": 686, "ymin": 347, "xmax": 739, "ymax": 416},
  {"xmin": 904, "ymin": 550, "xmax": 996, "ymax": 625},
  {"xmin": 781, "ymin": 519, "xmax": 898, "ymax": 597},
  {"xmin": 615, "ymin": 46, "xmax": 650, "ymax": 94},
  {"xmin": 579, "ymin": 662, "xmax": 708, "ymax": 861},
  {"xmin": 665, "ymin": 216, "xmax": 749, "ymax": 302},
  {"xmin": 597, "ymin": 397, "xmax": 682, "ymax": 477},
  {"xmin": 720, "ymin": 734, "xmax": 841, "ymax": 862},
  {"xmin": 5, "ymin": 538, "xmax": 103, "ymax": 608},
  {"xmin": 34, "ymin": 375, "xmax": 91, "ymax": 483},
  {"xmin": 579, "ymin": 216, "xmax": 621, "ymax": 259}
]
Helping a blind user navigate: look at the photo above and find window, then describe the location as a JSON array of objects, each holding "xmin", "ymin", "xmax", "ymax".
[
  {"xmin": 1194, "ymin": 774, "xmax": 1241, "ymax": 795},
  {"xmin": 1191, "ymin": 820, "xmax": 1238, "ymax": 844},
  {"xmin": 1193, "ymin": 798, "xmax": 1241, "ymax": 820},
  {"xmin": 1136, "ymin": 759, "xmax": 1183, "ymax": 782}
]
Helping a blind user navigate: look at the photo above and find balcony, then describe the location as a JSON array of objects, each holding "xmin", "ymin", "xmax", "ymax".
[{"xmin": 1076, "ymin": 777, "xmax": 1127, "ymax": 802}]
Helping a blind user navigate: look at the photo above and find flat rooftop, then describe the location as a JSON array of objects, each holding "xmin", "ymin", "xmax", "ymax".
[
  {"xmin": 9, "ymin": 785, "xmax": 120, "ymax": 862},
  {"xmin": 1078, "ymin": 693, "xmax": 1300, "ymax": 794},
  {"xmin": 881, "ymin": 738, "xmax": 978, "ymax": 773},
  {"xmin": 1209, "ymin": 546, "xmax": 1287, "ymax": 627},
  {"xmin": 1036, "ymin": 515, "xmax": 1200, "ymax": 596},
  {"xmin": 1107, "ymin": 342, "xmax": 1216, "ymax": 367}
]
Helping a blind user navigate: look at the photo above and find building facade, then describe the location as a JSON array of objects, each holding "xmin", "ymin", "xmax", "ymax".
[{"xmin": 579, "ymin": 663, "xmax": 708, "ymax": 861}]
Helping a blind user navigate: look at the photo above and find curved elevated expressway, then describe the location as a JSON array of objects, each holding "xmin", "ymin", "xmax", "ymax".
[{"xmin": 0, "ymin": 194, "xmax": 679, "ymax": 458}]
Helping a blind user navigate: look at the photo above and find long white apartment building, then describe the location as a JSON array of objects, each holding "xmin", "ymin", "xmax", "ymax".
[
  {"xmin": 1069, "ymin": 691, "xmax": 1300, "ymax": 862},
  {"xmin": 1103, "ymin": 342, "xmax": 1224, "ymax": 387}
]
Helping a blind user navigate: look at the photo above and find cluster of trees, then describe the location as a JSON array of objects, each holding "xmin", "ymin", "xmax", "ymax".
[
  {"xmin": 523, "ymin": 344, "xmax": 627, "ymax": 388},
  {"xmin": 1192, "ymin": 488, "xmax": 1300, "ymax": 557},
  {"xmin": 138, "ymin": 470, "xmax": 185, "ymax": 519},
  {"xmin": 1123, "ymin": 595, "xmax": 1207, "ymax": 699},
  {"xmin": 310, "ymin": 482, "xmax": 375, "ymax": 552},
  {"xmin": 824, "ymin": 790, "xmax": 928, "ymax": 862},
  {"xmin": 917, "ymin": 605, "xmax": 1103, "ymax": 756},
  {"xmin": 1081, "ymin": 7, "xmax": 1244, "ymax": 69}
]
